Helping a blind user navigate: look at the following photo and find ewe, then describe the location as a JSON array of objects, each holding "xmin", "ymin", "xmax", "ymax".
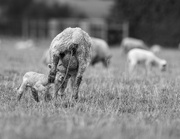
[
  {"xmin": 48, "ymin": 27, "xmax": 92, "ymax": 100},
  {"xmin": 41, "ymin": 37, "xmax": 111, "ymax": 68},
  {"xmin": 127, "ymin": 48, "xmax": 167, "ymax": 73},
  {"xmin": 17, "ymin": 71, "xmax": 52, "ymax": 102},
  {"xmin": 121, "ymin": 37, "xmax": 148, "ymax": 53},
  {"xmin": 91, "ymin": 37, "xmax": 112, "ymax": 67}
]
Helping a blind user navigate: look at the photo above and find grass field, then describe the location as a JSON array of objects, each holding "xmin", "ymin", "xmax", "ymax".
[{"xmin": 0, "ymin": 38, "xmax": 180, "ymax": 139}]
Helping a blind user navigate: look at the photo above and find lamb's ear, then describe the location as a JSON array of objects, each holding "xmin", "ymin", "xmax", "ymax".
[{"xmin": 48, "ymin": 64, "xmax": 52, "ymax": 69}]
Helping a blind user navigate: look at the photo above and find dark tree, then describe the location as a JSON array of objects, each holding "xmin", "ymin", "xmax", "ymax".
[{"xmin": 109, "ymin": 0, "xmax": 180, "ymax": 46}]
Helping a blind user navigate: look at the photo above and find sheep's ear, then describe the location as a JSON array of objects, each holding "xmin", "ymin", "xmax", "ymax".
[{"xmin": 48, "ymin": 64, "xmax": 52, "ymax": 69}]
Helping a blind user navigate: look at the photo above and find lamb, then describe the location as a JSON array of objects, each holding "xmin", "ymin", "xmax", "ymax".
[
  {"xmin": 17, "ymin": 71, "xmax": 52, "ymax": 102},
  {"xmin": 91, "ymin": 37, "xmax": 112, "ymax": 67},
  {"xmin": 48, "ymin": 27, "xmax": 92, "ymax": 100},
  {"xmin": 121, "ymin": 37, "xmax": 148, "ymax": 53},
  {"xmin": 127, "ymin": 48, "xmax": 167, "ymax": 73}
]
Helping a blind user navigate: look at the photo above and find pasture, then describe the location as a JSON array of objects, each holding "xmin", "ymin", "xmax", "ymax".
[{"xmin": 0, "ymin": 38, "xmax": 180, "ymax": 139}]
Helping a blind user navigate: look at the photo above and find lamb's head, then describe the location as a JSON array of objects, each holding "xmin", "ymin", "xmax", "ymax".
[{"xmin": 159, "ymin": 59, "xmax": 167, "ymax": 71}]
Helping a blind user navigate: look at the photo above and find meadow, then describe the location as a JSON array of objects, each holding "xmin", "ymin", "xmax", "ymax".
[{"xmin": 0, "ymin": 38, "xmax": 180, "ymax": 139}]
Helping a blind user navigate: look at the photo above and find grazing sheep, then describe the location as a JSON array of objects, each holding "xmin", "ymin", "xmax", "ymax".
[
  {"xmin": 48, "ymin": 27, "xmax": 92, "ymax": 100},
  {"xmin": 17, "ymin": 71, "xmax": 52, "ymax": 102},
  {"xmin": 150, "ymin": 44, "xmax": 162, "ymax": 54},
  {"xmin": 15, "ymin": 39, "xmax": 35, "ymax": 50},
  {"xmin": 121, "ymin": 37, "xmax": 148, "ymax": 53},
  {"xmin": 91, "ymin": 37, "xmax": 112, "ymax": 67},
  {"xmin": 127, "ymin": 48, "xmax": 167, "ymax": 73}
]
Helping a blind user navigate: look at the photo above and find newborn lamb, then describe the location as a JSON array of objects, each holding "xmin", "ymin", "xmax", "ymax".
[{"xmin": 17, "ymin": 71, "xmax": 52, "ymax": 102}]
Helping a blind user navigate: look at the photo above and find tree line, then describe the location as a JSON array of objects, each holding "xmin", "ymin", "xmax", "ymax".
[{"xmin": 109, "ymin": 0, "xmax": 180, "ymax": 47}]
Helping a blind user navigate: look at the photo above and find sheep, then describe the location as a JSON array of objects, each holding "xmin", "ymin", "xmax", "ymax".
[
  {"xmin": 127, "ymin": 48, "xmax": 167, "ymax": 74},
  {"xmin": 91, "ymin": 37, "xmax": 112, "ymax": 67},
  {"xmin": 121, "ymin": 37, "xmax": 148, "ymax": 53},
  {"xmin": 48, "ymin": 27, "xmax": 92, "ymax": 100},
  {"xmin": 15, "ymin": 39, "xmax": 35, "ymax": 50},
  {"xmin": 150, "ymin": 44, "xmax": 162, "ymax": 54},
  {"xmin": 41, "ymin": 37, "xmax": 112, "ymax": 68},
  {"xmin": 17, "ymin": 71, "xmax": 52, "ymax": 102}
]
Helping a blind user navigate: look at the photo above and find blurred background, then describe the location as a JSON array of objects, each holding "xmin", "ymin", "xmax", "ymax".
[{"xmin": 0, "ymin": 0, "xmax": 180, "ymax": 47}]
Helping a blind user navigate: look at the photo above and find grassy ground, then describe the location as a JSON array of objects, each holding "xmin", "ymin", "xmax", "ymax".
[{"xmin": 0, "ymin": 38, "xmax": 180, "ymax": 139}]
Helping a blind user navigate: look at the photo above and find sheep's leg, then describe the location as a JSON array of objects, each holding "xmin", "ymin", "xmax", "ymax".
[
  {"xmin": 31, "ymin": 87, "xmax": 39, "ymax": 102},
  {"xmin": 53, "ymin": 72, "xmax": 70, "ymax": 99},
  {"xmin": 48, "ymin": 50, "xmax": 60, "ymax": 83},
  {"xmin": 17, "ymin": 80, "xmax": 28, "ymax": 101},
  {"xmin": 72, "ymin": 53, "xmax": 87, "ymax": 100},
  {"xmin": 70, "ymin": 75, "xmax": 76, "ymax": 93},
  {"xmin": 129, "ymin": 61, "xmax": 136, "ymax": 74},
  {"xmin": 103, "ymin": 56, "xmax": 111, "ymax": 68},
  {"xmin": 145, "ymin": 62, "xmax": 152, "ymax": 76},
  {"xmin": 33, "ymin": 83, "xmax": 47, "ymax": 102}
]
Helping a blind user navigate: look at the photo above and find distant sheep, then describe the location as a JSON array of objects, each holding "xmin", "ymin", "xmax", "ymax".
[
  {"xmin": 17, "ymin": 71, "xmax": 52, "ymax": 102},
  {"xmin": 121, "ymin": 37, "xmax": 148, "ymax": 53},
  {"xmin": 91, "ymin": 37, "xmax": 112, "ymax": 67},
  {"xmin": 127, "ymin": 48, "xmax": 167, "ymax": 73},
  {"xmin": 150, "ymin": 44, "xmax": 162, "ymax": 54},
  {"xmin": 15, "ymin": 40, "xmax": 35, "ymax": 50},
  {"xmin": 48, "ymin": 27, "xmax": 92, "ymax": 100}
]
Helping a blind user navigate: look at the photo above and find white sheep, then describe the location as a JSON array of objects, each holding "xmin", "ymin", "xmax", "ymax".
[
  {"xmin": 48, "ymin": 27, "xmax": 92, "ymax": 100},
  {"xmin": 127, "ymin": 48, "xmax": 167, "ymax": 74},
  {"xmin": 15, "ymin": 39, "xmax": 35, "ymax": 50},
  {"xmin": 91, "ymin": 37, "xmax": 112, "ymax": 67},
  {"xmin": 121, "ymin": 37, "xmax": 148, "ymax": 53},
  {"xmin": 17, "ymin": 71, "xmax": 52, "ymax": 102},
  {"xmin": 150, "ymin": 44, "xmax": 162, "ymax": 54}
]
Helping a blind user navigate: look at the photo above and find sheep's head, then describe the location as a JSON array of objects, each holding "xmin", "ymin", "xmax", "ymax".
[
  {"xmin": 160, "ymin": 60, "xmax": 167, "ymax": 71},
  {"xmin": 103, "ymin": 55, "xmax": 112, "ymax": 68}
]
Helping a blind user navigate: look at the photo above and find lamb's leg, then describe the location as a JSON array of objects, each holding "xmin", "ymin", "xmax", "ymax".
[
  {"xmin": 31, "ymin": 87, "xmax": 39, "ymax": 102},
  {"xmin": 129, "ymin": 61, "xmax": 136, "ymax": 74},
  {"xmin": 33, "ymin": 83, "xmax": 47, "ymax": 102},
  {"xmin": 145, "ymin": 61, "xmax": 152, "ymax": 76},
  {"xmin": 17, "ymin": 80, "xmax": 28, "ymax": 101}
]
